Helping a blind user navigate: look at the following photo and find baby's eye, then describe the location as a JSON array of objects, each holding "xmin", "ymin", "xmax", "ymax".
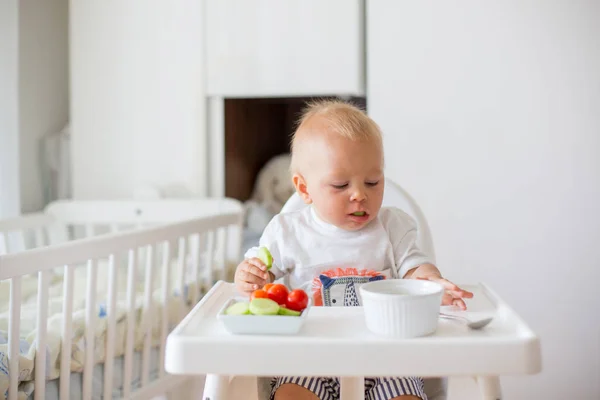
[
  {"xmin": 331, "ymin": 183, "xmax": 348, "ymax": 189},
  {"xmin": 366, "ymin": 181, "xmax": 380, "ymax": 187}
]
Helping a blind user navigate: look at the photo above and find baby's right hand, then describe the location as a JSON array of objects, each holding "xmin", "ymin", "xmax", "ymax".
[{"xmin": 234, "ymin": 258, "xmax": 271, "ymax": 295}]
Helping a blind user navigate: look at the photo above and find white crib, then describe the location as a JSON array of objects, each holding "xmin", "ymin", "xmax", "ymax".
[{"xmin": 0, "ymin": 199, "xmax": 244, "ymax": 400}]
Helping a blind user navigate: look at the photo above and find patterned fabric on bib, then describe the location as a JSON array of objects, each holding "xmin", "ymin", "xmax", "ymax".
[{"xmin": 311, "ymin": 268, "xmax": 386, "ymax": 307}]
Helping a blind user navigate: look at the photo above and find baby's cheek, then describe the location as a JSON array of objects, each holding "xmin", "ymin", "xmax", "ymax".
[
  {"xmin": 329, "ymin": 200, "xmax": 347, "ymax": 222},
  {"xmin": 316, "ymin": 201, "xmax": 337, "ymax": 222}
]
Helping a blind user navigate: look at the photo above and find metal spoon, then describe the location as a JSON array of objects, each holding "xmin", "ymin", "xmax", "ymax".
[{"xmin": 439, "ymin": 312, "xmax": 494, "ymax": 330}]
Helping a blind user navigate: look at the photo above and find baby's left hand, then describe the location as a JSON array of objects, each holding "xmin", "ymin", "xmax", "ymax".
[
  {"xmin": 417, "ymin": 276, "xmax": 474, "ymax": 310},
  {"xmin": 407, "ymin": 264, "xmax": 474, "ymax": 310}
]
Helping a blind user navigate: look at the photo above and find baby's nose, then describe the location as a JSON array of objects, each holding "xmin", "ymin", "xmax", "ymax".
[{"xmin": 350, "ymin": 189, "xmax": 366, "ymax": 202}]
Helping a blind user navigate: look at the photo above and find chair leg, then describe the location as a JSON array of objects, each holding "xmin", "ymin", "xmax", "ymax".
[
  {"xmin": 203, "ymin": 374, "xmax": 230, "ymax": 400},
  {"xmin": 170, "ymin": 376, "xmax": 206, "ymax": 400},
  {"xmin": 339, "ymin": 377, "xmax": 364, "ymax": 400},
  {"xmin": 230, "ymin": 376, "xmax": 261, "ymax": 400},
  {"xmin": 189, "ymin": 376, "xmax": 208, "ymax": 400},
  {"xmin": 475, "ymin": 376, "xmax": 501, "ymax": 400}
]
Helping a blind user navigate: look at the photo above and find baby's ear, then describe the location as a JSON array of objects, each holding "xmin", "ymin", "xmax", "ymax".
[{"xmin": 292, "ymin": 173, "xmax": 312, "ymax": 204}]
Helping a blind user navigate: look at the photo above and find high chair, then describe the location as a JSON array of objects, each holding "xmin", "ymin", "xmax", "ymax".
[
  {"xmin": 166, "ymin": 178, "xmax": 541, "ymax": 400},
  {"xmin": 211, "ymin": 179, "xmax": 444, "ymax": 399}
]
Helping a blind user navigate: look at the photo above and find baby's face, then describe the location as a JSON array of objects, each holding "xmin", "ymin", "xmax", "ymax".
[{"xmin": 298, "ymin": 133, "xmax": 385, "ymax": 231}]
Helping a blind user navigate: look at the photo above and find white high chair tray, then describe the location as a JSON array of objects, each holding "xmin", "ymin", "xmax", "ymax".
[{"xmin": 165, "ymin": 281, "xmax": 541, "ymax": 378}]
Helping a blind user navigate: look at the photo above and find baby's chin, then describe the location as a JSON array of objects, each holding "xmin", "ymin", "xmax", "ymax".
[
  {"xmin": 313, "ymin": 206, "xmax": 377, "ymax": 231},
  {"xmin": 335, "ymin": 214, "xmax": 376, "ymax": 231},
  {"xmin": 340, "ymin": 220, "xmax": 372, "ymax": 231}
]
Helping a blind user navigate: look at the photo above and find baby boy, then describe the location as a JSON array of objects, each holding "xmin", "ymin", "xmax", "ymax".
[{"xmin": 235, "ymin": 99, "xmax": 473, "ymax": 400}]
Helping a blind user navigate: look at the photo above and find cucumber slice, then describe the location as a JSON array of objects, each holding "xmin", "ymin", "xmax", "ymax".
[
  {"xmin": 249, "ymin": 298, "xmax": 279, "ymax": 315},
  {"xmin": 257, "ymin": 246, "xmax": 273, "ymax": 270},
  {"xmin": 278, "ymin": 307, "xmax": 301, "ymax": 316},
  {"xmin": 225, "ymin": 301, "xmax": 250, "ymax": 315}
]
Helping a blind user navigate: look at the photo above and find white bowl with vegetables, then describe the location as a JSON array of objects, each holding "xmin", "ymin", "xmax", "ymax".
[
  {"xmin": 218, "ymin": 295, "xmax": 311, "ymax": 335},
  {"xmin": 218, "ymin": 247, "xmax": 311, "ymax": 335}
]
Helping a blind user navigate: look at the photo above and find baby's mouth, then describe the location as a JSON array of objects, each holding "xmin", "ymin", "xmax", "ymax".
[{"xmin": 350, "ymin": 211, "xmax": 367, "ymax": 217}]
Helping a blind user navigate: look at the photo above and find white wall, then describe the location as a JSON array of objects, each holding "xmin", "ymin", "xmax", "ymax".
[
  {"xmin": 0, "ymin": 0, "xmax": 20, "ymax": 218},
  {"xmin": 70, "ymin": 1, "xmax": 207, "ymax": 200},
  {"xmin": 19, "ymin": 0, "xmax": 69, "ymax": 212},
  {"xmin": 368, "ymin": 1, "xmax": 600, "ymax": 399},
  {"xmin": 205, "ymin": 0, "xmax": 365, "ymax": 98}
]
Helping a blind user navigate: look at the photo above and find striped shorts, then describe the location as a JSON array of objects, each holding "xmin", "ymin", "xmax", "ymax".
[{"xmin": 270, "ymin": 376, "xmax": 426, "ymax": 400}]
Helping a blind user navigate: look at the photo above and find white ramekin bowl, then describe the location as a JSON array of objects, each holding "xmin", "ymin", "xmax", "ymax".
[{"xmin": 359, "ymin": 279, "xmax": 444, "ymax": 338}]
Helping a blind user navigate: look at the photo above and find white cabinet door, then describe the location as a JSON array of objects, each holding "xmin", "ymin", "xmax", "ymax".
[{"xmin": 206, "ymin": 0, "xmax": 365, "ymax": 98}]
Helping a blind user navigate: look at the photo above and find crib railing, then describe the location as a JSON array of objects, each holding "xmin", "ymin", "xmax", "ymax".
[
  {"xmin": 0, "ymin": 199, "xmax": 244, "ymax": 259},
  {"xmin": 0, "ymin": 212, "xmax": 241, "ymax": 400},
  {"xmin": 0, "ymin": 213, "xmax": 55, "ymax": 254}
]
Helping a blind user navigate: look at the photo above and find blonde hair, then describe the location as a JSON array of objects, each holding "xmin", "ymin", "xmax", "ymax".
[
  {"xmin": 290, "ymin": 99, "xmax": 383, "ymax": 172},
  {"xmin": 292, "ymin": 99, "xmax": 381, "ymax": 143}
]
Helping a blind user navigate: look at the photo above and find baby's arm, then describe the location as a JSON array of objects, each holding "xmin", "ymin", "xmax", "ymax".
[
  {"xmin": 386, "ymin": 208, "xmax": 473, "ymax": 309},
  {"xmin": 386, "ymin": 208, "xmax": 435, "ymax": 279}
]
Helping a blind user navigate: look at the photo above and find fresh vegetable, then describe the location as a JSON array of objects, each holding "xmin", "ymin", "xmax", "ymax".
[
  {"xmin": 224, "ymin": 286, "xmax": 309, "ymax": 318},
  {"xmin": 286, "ymin": 289, "xmax": 309, "ymax": 312},
  {"xmin": 250, "ymin": 289, "xmax": 269, "ymax": 301},
  {"xmin": 278, "ymin": 307, "xmax": 301, "ymax": 316},
  {"xmin": 266, "ymin": 283, "xmax": 289, "ymax": 305},
  {"xmin": 249, "ymin": 298, "xmax": 280, "ymax": 315},
  {"xmin": 225, "ymin": 301, "xmax": 250, "ymax": 315},
  {"xmin": 257, "ymin": 246, "xmax": 273, "ymax": 270}
]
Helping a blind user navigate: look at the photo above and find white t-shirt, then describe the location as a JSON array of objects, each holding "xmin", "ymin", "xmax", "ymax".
[{"xmin": 244, "ymin": 205, "xmax": 433, "ymax": 292}]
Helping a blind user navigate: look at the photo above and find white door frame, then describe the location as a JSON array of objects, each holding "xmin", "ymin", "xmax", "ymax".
[
  {"xmin": 0, "ymin": 0, "xmax": 21, "ymax": 218},
  {"xmin": 207, "ymin": 96, "xmax": 225, "ymax": 198}
]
